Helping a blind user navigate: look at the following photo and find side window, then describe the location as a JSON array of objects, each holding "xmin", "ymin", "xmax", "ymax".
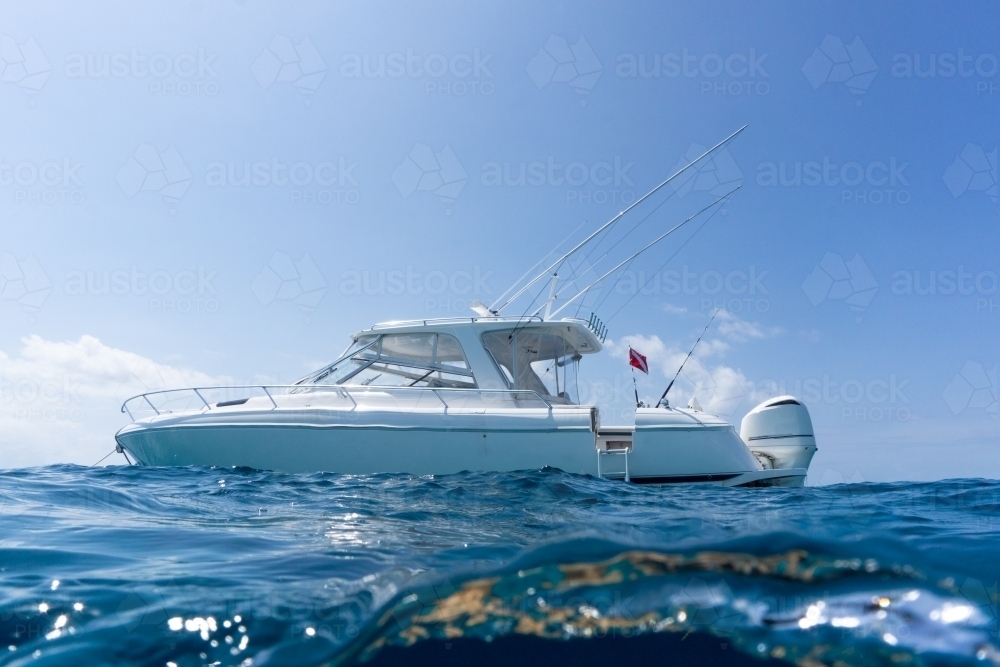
[
  {"xmin": 511, "ymin": 332, "xmax": 558, "ymax": 397},
  {"xmin": 379, "ymin": 333, "xmax": 435, "ymax": 364},
  {"xmin": 481, "ymin": 332, "xmax": 515, "ymax": 387},
  {"xmin": 519, "ymin": 333, "xmax": 579, "ymax": 403},
  {"xmin": 436, "ymin": 334, "xmax": 472, "ymax": 371},
  {"xmin": 481, "ymin": 330, "xmax": 580, "ymax": 404}
]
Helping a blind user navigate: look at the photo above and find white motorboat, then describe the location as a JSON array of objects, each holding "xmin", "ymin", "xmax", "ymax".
[
  {"xmin": 115, "ymin": 127, "xmax": 818, "ymax": 486},
  {"xmin": 116, "ymin": 315, "xmax": 815, "ymax": 486}
]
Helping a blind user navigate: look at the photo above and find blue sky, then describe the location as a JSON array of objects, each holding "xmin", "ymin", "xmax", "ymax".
[{"xmin": 1, "ymin": 1, "xmax": 997, "ymax": 481}]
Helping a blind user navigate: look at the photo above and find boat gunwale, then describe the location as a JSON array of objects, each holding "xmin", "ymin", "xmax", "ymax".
[{"xmin": 119, "ymin": 385, "xmax": 576, "ymax": 422}]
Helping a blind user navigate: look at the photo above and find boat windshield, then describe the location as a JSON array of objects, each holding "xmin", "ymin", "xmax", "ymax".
[
  {"xmin": 481, "ymin": 330, "xmax": 581, "ymax": 404},
  {"xmin": 293, "ymin": 333, "xmax": 476, "ymax": 389}
]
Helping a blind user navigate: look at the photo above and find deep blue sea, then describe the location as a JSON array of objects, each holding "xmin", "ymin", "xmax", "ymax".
[{"xmin": 1, "ymin": 465, "xmax": 998, "ymax": 667}]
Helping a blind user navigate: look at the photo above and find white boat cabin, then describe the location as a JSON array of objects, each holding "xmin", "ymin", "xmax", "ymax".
[{"xmin": 293, "ymin": 316, "xmax": 604, "ymax": 406}]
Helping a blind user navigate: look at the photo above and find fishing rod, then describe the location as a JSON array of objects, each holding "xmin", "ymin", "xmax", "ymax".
[
  {"xmin": 544, "ymin": 187, "xmax": 739, "ymax": 320},
  {"xmin": 656, "ymin": 308, "xmax": 719, "ymax": 408},
  {"xmin": 489, "ymin": 125, "xmax": 747, "ymax": 314},
  {"xmin": 485, "ymin": 219, "xmax": 591, "ymax": 314}
]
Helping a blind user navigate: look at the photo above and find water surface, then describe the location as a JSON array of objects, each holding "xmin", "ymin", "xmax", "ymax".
[{"xmin": 1, "ymin": 465, "xmax": 997, "ymax": 666}]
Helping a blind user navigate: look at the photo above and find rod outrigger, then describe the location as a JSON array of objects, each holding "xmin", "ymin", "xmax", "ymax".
[
  {"xmin": 489, "ymin": 125, "xmax": 747, "ymax": 316},
  {"xmin": 544, "ymin": 189, "xmax": 738, "ymax": 319}
]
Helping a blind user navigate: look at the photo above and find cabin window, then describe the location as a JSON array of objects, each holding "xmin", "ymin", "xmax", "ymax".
[
  {"xmin": 481, "ymin": 331, "xmax": 580, "ymax": 404},
  {"xmin": 339, "ymin": 335, "xmax": 378, "ymax": 359},
  {"xmin": 379, "ymin": 333, "xmax": 435, "ymax": 364},
  {"xmin": 294, "ymin": 333, "xmax": 476, "ymax": 389}
]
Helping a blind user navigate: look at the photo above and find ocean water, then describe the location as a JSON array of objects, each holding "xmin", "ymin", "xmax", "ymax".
[{"xmin": 0, "ymin": 465, "xmax": 998, "ymax": 667}]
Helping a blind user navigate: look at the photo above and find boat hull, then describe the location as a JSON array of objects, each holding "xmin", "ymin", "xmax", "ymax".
[
  {"xmin": 117, "ymin": 398, "xmax": 603, "ymax": 475},
  {"xmin": 117, "ymin": 421, "xmax": 599, "ymax": 476},
  {"xmin": 115, "ymin": 400, "xmax": 806, "ymax": 487}
]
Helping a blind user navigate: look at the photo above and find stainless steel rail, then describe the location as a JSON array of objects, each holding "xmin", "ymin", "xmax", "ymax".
[
  {"xmin": 120, "ymin": 385, "xmax": 555, "ymax": 421},
  {"xmin": 368, "ymin": 316, "xmax": 543, "ymax": 330},
  {"xmin": 597, "ymin": 448, "xmax": 630, "ymax": 482}
]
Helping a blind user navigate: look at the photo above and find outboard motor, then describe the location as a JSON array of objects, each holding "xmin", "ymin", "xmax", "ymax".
[{"xmin": 740, "ymin": 396, "xmax": 817, "ymax": 471}]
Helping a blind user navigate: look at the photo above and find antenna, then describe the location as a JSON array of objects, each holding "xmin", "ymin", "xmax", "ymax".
[
  {"xmin": 542, "ymin": 273, "xmax": 559, "ymax": 319},
  {"xmin": 545, "ymin": 187, "xmax": 739, "ymax": 320},
  {"xmin": 490, "ymin": 126, "xmax": 747, "ymax": 314},
  {"xmin": 656, "ymin": 309, "xmax": 719, "ymax": 408}
]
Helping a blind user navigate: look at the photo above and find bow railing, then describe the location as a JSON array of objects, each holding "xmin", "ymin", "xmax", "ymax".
[{"xmin": 120, "ymin": 385, "xmax": 557, "ymax": 422}]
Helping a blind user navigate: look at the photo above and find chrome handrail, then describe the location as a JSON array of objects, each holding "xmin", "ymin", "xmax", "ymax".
[
  {"xmin": 369, "ymin": 315, "xmax": 543, "ymax": 330},
  {"xmin": 120, "ymin": 384, "xmax": 557, "ymax": 421},
  {"xmin": 261, "ymin": 386, "xmax": 278, "ymax": 409}
]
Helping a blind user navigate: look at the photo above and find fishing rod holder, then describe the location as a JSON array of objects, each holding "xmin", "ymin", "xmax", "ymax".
[{"xmin": 587, "ymin": 313, "xmax": 608, "ymax": 343}]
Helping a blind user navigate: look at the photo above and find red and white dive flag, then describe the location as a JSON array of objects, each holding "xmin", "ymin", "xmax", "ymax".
[{"xmin": 628, "ymin": 347, "xmax": 648, "ymax": 374}]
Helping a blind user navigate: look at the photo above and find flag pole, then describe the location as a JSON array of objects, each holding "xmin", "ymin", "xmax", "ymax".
[
  {"xmin": 631, "ymin": 364, "xmax": 640, "ymax": 408},
  {"xmin": 628, "ymin": 345, "xmax": 641, "ymax": 408}
]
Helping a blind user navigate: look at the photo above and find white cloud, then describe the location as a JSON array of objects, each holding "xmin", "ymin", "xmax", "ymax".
[
  {"xmin": 606, "ymin": 333, "xmax": 769, "ymax": 417},
  {"xmin": 0, "ymin": 335, "xmax": 226, "ymax": 468},
  {"xmin": 661, "ymin": 303, "xmax": 688, "ymax": 316},
  {"xmin": 800, "ymin": 329, "xmax": 822, "ymax": 343},
  {"xmin": 660, "ymin": 306, "xmax": 782, "ymax": 343},
  {"xmin": 715, "ymin": 309, "xmax": 784, "ymax": 342}
]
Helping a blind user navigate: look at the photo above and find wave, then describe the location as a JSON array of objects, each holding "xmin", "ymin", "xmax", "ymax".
[
  {"xmin": 334, "ymin": 539, "xmax": 999, "ymax": 667},
  {"xmin": 0, "ymin": 466, "xmax": 998, "ymax": 666}
]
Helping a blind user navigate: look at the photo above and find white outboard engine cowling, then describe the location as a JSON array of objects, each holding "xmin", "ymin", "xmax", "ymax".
[{"xmin": 740, "ymin": 396, "xmax": 817, "ymax": 471}]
